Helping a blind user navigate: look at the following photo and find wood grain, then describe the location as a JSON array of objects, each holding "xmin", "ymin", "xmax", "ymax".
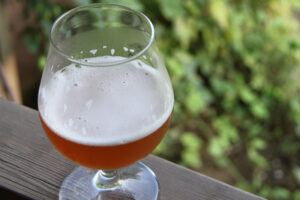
[{"xmin": 0, "ymin": 98, "xmax": 265, "ymax": 200}]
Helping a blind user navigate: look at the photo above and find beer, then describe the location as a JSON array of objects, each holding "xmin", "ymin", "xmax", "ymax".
[{"xmin": 38, "ymin": 56, "xmax": 174, "ymax": 169}]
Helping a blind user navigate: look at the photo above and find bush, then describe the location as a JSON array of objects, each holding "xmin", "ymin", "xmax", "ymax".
[
  {"xmin": 24, "ymin": 0, "xmax": 300, "ymax": 199},
  {"xmin": 152, "ymin": 1, "xmax": 300, "ymax": 199}
]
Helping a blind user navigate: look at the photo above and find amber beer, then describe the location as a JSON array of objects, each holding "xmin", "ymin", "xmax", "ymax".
[
  {"xmin": 40, "ymin": 113, "xmax": 171, "ymax": 169},
  {"xmin": 38, "ymin": 56, "xmax": 174, "ymax": 169}
]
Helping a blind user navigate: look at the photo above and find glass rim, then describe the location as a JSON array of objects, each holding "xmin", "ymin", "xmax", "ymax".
[{"xmin": 49, "ymin": 3, "xmax": 155, "ymax": 67}]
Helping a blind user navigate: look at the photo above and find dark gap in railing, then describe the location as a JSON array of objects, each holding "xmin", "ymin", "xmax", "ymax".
[{"xmin": 0, "ymin": 186, "xmax": 32, "ymax": 200}]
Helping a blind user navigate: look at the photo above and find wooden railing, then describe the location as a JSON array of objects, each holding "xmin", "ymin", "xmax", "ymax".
[{"xmin": 0, "ymin": 98, "xmax": 265, "ymax": 200}]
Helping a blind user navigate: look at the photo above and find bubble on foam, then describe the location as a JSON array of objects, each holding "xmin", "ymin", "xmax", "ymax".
[
  {"xmin": 44, "ymin": 107, "xmax": 49, "ymax": 118},
  {"xmin": 50, "ymin": 65, "xmax": 54, "ymax": 73},
  {"xmin": 123, "ymin": 47, "xmax": 128, "ymax": 52},
  {"xmin": 66, "ymin": 86, "xmax": 70, "ymax": 93},
  {"xmin": 64, "ymin": 104, "xmax": 67, "ymax": 112},
  {"xmin": 85, "ymin": 99, "xmax": 93, "ymax": 110},
  {"xmin": 119, "ymin": 139, "xmax": 126, "ymax": 144},
  {"xmin": 68, "ymin": 119, "xmax": 73, "ymax": 127},
  {"xmin": 82, "ymin": 127, "xmax": 87, "ymax": 135},
  {"xmin": 90, "ymin": 49, "xmax": 97, "ymax": 55},
  {"xmin": 151, "ymin": 115, "xmax": 157, "ymax": 121},
  {"xmin": 164, "ymin": 101, "xmax": 168, "ymax": 110},
  {"xmin": 40, "ymin": 87, "xmax": 46, "ymax": 102},
  {"xmin": 150, "ymin": 105, "xmax": 153, "ymax": 111},
  {"xmin": 110, "ymin": 49, "xmax": 115, "ymax": 55}
]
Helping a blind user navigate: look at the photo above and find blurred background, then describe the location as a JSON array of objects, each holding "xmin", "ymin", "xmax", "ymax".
[{"xmin": 1, "ymin": 0, "xmax": 300, "ymax": 199}]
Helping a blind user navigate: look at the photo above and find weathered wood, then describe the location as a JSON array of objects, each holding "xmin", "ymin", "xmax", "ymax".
[{"xmin": 0, "ymin": 98, "xmax": 265, "ymax": 200}]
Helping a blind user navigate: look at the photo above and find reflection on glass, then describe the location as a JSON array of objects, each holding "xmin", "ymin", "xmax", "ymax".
[{"xmin": 38, "ymin": 3, "xmax": 174, "ymax": 200}]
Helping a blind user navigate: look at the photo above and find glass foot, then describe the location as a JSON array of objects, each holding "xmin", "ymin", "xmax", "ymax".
[{"xmin": 59, "ymin": 162, "xmax": 159, "ymax": 200}]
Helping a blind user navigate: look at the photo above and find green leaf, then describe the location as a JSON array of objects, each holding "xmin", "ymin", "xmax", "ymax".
[
  {"xmin": 247, "ymin": 149, "xmax": 268, "ymax": 167},
  {"xmin": 157, "ymin": 0, "xmax": 185, "ymax": 19},
  {"xmin": 249, "ymin": 124, "xmax": 262, "ymax": 137},
  {"xmin": 209, "ymin": 0, "xmax": 228, "ymax": 28},
  {"xmin": 293, "ymin": 167, "xmax": 300, "ymax": 184},
  {"xmin": 239, "ymin": 87, "xmax": 256, "ymax": 104},
  {"xmin": 252, "ymin": 176, "xmax": 262, "ymax": 190},
  {"xmin": 293, "ymin": 0, "xmax": 300, "ymax": 10},
  {"xmin": 259, "ymin": 185, "xmax": 272, "ymax": 198},
  {"xmin": 38, "ymin": 56, "xmax": 46, "ymax": 71},
  {"xmin": 181, "ymin": 149, "xmax": 202, "ymax": 169},
  {"xmin": 167, "ymin": 58, "xmax": 184, "ymax": 79},
  {"xmin": 208, "ymin": 137, "xmax": 223, "ymax": 158},
  {"xmin": 181, "ymin": 132, "xmax": 202, "ymax": 169},
  {"xmin": 174, "ymin": 17, "xmax": 197, "ymax": 49},
  {"xmin": 250, "ymin": 138, "xmax": 266, "ymax": 150},
  {"xmin": 271, "ymin": 187, "xmax": 291, "ymax": 199},
  {"xmin": 53, "ymin": 5, "xmax": 62, "ymax": 17},
  {"xmin": 293, "ymin": 190, "xmax": 300, "ymax": 200},
  {"xmin": 185, "ymin": 90, "xmax": 205, "ymax": 114},
  {"xmin": 250, "ymin": 101, "xmax": 269, "ymax": 119},
  {"xmin": 181, "ymin": 132, "xmax": 202, "ymax": 150},
  {"xmin": 213, "ymin": 116, "xmax": 238, "ymax": 142},
  {"xmin": 211, "ymin": 78, "xmax": 227, "ymax": 95},
  {"xmin": 175, "ymin": 50, "xmax": 198, "ymax": 70}
]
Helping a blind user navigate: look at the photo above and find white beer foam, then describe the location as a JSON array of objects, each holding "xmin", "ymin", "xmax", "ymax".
[{"xmin": 39, "ymin": 56, "xmax": 174, "ymax": 146}]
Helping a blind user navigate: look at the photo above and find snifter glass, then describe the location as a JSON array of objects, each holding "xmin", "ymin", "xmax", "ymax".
[{"xmin": 38, "ymin": 3, "xmax": 174, "ymax": 200}]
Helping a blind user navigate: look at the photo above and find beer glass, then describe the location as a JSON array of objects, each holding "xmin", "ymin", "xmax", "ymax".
[{"xmin": 38, "ymin": 3, "xmax": 174, "ymax": 200}]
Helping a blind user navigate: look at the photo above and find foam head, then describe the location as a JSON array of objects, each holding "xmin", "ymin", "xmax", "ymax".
[{"xmin": 39, "ymin": 56, "xmax": 174, "ymax": 145}]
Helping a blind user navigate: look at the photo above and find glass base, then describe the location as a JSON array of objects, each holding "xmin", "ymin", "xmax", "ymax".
[{"xmin": 59, "ymin": 162, "xmax": 159, "ymax": 200}]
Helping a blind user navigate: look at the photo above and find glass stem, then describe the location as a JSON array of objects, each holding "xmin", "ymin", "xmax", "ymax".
[
  {"xmin": 94, "ymin": 169, "xmax": 120, "ymax": 189},
  {"xmin": 101, "ymin": 170, "xmax": 117, "ymax": 178}
]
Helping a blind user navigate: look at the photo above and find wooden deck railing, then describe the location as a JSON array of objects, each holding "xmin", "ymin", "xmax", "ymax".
[{"xmin": 0, "ymin": 98, "xmax": 265, "ymax": 200}]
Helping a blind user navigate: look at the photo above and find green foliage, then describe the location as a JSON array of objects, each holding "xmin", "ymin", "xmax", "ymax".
[
  {"xmin": 271, "ymin": 187, "xmax": 291, "ymax": 200},
  {"xmin": 247, "ymin": 138, "xmax": 268, "ymax": 167},
  {"xmin": 180, "ymin": 132, "xmax": 202, "ymax": 169},
  {"xmin": 23, "ymin": 0, "xmax": 300, "ymax": 199},
  {"xmin": 24, "ymin": 0, "xmax": 66, "ymax": 70},
  {"xmin": 156, "ymin": 0, "xmax": 185, "ymax": 20},
  {"xmin": 208, "ymin": 116, "xmax": 238, "ymax": 160},
  {"xmin": 150, "ymin": 0, "xmax": 300, "ymax": 199},
  {"xmin": 294, "ymin": 190, "xmax": 300, "ymax": 200},
  {"xmin": 294, "ymin": 167, "xmax": 300, "ymax": 184}
]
